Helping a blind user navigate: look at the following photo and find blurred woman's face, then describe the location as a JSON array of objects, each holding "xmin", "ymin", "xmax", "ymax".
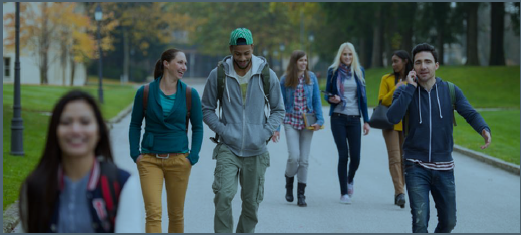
[
  {"xmin": 392, "ymin": 55, "xmax": 406, "ymax": 74},
  {"xmin": 297, "ymin": 55, "xmax": 308, "ymax": 73},
  {"xmin": 57, "ymin": 100, "xmax": 99, "ymax": 160},
  {"xmin": 341, "ymin": 47, "xmax": 353, "ymax": 66}
]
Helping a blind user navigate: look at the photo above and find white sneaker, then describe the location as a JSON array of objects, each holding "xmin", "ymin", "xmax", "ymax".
[
  {"xmin": 340, "ymin": 194, "xmax": 351, "ymax": 204},
  {"xmin": 347, "ymin": 182, "xmax": 354, "ymax": 197}
]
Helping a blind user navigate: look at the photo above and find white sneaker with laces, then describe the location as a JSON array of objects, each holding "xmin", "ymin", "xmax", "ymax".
[
  {"xmin": 347, "ymin": 182, "xmax": 354, "ymax": 197},
  {"xmin": 340, "ymin": 194, "xmax": 351, "ymax": 204}
]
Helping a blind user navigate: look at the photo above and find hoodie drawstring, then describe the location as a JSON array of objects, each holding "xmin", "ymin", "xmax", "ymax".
[
  {"xmin": 418, "ymin": 88, "xmax": 422, "ymax": 124},
  {"xmin": 418, "ymin": 83, "xmax": 444, "ymax": 124},
  {"xmin": 225, "ymin": 76, "xmax": 231, "ymax": 103},
  {"xmin": 435, "ymin": 83, "xmax": 443, "ymax": 119}
]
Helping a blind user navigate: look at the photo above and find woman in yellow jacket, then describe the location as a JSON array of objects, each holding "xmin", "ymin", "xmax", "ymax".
[{"xmin": 377, "ymin": 50, "xmax": 412, "ymax": 208}]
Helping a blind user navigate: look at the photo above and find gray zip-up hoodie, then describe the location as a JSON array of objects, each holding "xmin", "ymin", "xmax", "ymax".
[{"xmin": 202, "ymin": 55, "xmax": 285, "ymax": 157}]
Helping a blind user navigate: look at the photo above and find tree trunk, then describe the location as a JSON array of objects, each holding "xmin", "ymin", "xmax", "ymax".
[
  {"xmin": 371, "ymin": 8, "xmax": 384, "ymax": 68},
  {"xmin": 61, "ymin": 32, "xmax": 68, "ymax": 86},
  {"xmin": 466, "ymin": 3, "xmax": 480, "ymax": 65},
  {"xmin": 490, "ymin": 2, "xmax": 505, "ymax": 65},
  {"xmin": 436, "ymin": 26, "xmax": 445, "ymax": 65},
  {"xmin": 40, "ymin": 2, "xmax": 50, "ymax": 84},
  {"xmin": 123, "ymin": 28, "xmax": 130, "ymax": 82},
  {"xmin": 359, "ymin": 38, "xmax": 367, "ymax": 67},
  {"xmin": 70, "ymin": 59, "xmax": 75, "ymax": 86},
  {"xmin": 400, "ymin": 3, "xmax": 417, "ymax": 53},
  {"xmin": 384, "ymin": 3, "xmax": 396, "ymax": 66}
]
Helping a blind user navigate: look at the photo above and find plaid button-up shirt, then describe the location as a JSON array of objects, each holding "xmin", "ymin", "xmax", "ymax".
[{"xmin": 283, "ymin": 74, "xmax": 308, "ymax": 130}]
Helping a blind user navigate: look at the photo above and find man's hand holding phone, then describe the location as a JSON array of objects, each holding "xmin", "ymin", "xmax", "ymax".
[{"xmin": 407, "ymin": 70, "xmax": 418, "ymax": 88}]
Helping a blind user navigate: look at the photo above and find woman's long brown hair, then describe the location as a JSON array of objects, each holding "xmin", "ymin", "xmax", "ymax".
[{"xmin": 284, "ymin": 50, "xmax": 310, "ymax": 88}]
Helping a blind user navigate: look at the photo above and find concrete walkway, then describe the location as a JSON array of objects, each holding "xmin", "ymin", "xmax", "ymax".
[{"xmin": 109, "ymin": 78, "xmax": 520, "ymax": 233}]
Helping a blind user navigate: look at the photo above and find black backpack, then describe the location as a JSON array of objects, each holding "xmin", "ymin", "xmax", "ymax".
[{"xmin": 209, "ymin": 61, "xmax": 271, "ymax": 144}]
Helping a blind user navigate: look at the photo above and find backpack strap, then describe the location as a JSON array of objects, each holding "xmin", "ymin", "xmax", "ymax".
[
  {"xmin": 185, "ymin": 85, "xmax": 192, "ymax": 133},
  {"xmin": 260, "ymin": 63, "xmax": 271, "ymax": 144},
  {"xmin": 447, "ymin": 81, "xmax": 457, "ymax": 126},
  {"xmin": 403, "ymin": 109, "xmax": 410, "ymax": 138},
  {"xmin": 210, "ymin": 62, "xmax": 226, "ymax": 144},
  {"xmin": 99, "ymin": 161, "xmax": 121, "ymax": 227},
  {"xmin": 143, "ymin": 83, "xmax": 150, "ymax": 116},
  {"xmin": 261, "ymin": 63, "xmax": 270, "ymax": 102}
]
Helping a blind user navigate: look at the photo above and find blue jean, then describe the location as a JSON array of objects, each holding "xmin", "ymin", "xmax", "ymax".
[
  {"xmin": 330, "ymin": 113, "xmax": 361, "ymax": 195},
  {"xmin": 404, "ymin": 161, "xmax": 457, "ymax": 233}
]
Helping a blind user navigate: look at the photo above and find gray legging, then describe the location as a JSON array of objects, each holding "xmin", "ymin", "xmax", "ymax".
[{"xmin": 284, "ymin": 124, "xmax": 314, "ymax": 184}]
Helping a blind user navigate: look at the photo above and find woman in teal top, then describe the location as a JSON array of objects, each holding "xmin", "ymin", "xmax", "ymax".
[{"xmin": 128, "ymin": 48, "xmax": 203, "ymax": 233}]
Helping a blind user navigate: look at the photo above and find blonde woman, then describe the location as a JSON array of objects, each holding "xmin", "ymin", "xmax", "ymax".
[{"xmin": 324, "ymin": 42, "xmax": 370, "ymax": 204}]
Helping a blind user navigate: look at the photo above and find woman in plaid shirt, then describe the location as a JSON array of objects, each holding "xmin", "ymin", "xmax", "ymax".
[{"xmin": 272, "ymin": 50, "xmax": 324, "ymax": 207}]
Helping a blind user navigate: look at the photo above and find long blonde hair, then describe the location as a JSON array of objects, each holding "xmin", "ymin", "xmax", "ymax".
[{"xmin": 328, "ymin": 42, "xmax": 365, "ymax": 84}]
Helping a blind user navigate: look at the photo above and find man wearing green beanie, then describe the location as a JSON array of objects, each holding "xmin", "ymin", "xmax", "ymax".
[{"xmin": 202, "ymin": 28, "xmax": 285, "ymax": 233}]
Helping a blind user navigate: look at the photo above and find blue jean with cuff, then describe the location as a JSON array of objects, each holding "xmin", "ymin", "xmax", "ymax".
[{"xmin": 404, "ymin": 160, "xmax": 457, "ymax": 233}]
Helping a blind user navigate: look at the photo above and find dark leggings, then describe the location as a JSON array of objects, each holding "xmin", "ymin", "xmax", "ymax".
[{"xmin": 331, "ymin": 113, "xmax": 362, "ymax": 195}]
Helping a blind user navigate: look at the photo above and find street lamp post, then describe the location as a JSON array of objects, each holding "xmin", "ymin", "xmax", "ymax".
[
  {"xmin": 11, "ymin": 2, "xmax": 24, "ymax": 156},
  {"xmin": 308, "ymin": 34, "xmax": 314, "ymax": 70},
  {"xmin": 95, "ymin": 3, "xmax": 104, "ymax": 104}
]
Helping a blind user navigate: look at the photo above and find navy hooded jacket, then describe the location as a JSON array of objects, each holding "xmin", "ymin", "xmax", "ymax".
[{"xmin": 387, "ymin": 77, "xmax": 490, "ymax": 163}]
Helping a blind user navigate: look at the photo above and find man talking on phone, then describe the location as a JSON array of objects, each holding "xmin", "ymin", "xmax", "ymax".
[{"xmin": 387, "ymin": 43, "xmax": 491, "ymax": 233}]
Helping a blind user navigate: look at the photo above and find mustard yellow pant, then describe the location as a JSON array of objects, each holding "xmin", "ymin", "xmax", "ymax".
[
  {"xmin": 382, "ymin": 129, "xmax": 405, "ymax": 196},
  {"xmin": 137, "ymin": 153, "xmax": 192, "ymax": 233}
]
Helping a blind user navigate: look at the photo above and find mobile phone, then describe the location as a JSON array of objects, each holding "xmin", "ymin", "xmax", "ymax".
[{"xmin": 321, "ymin": 90, "xmax": 333, "ymax": 96}]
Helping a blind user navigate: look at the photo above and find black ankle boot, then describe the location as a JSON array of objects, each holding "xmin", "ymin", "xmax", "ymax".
[
  {"xmin": 285, "ymin": 175, "xmax": 294, "ymax": 202},
  {"xmin": 395, "ymin": 193, "xmax": 406, "ymax": 208},
  {"xmin": 297, "ymin": 183, "xmax": 307, "ymax": 207}
]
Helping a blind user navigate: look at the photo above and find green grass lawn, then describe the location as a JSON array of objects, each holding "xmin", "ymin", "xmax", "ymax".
[
  {"xmin": 3, "ymin": 105, "xmax": 49, "ymax": 210},
  {"xmin": 320, "ymin": 66, "xmax": 520, "ymax": 108},
  {"xmin": 319, "ymin": 66, "xmax": 520, "ymax": 166},
  {"xmin": 3, "ymin": 83, "xmax": 137, "ymax": 209},
  {"xmin": 3, "ymin": 83, "xmax": 137, "ymax": 119},
  {"xmin": 453, "ymin": 110, "xmax": 520, "ymax": 165}
]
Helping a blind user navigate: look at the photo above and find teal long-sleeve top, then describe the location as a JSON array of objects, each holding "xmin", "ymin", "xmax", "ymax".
[{"xmin": 129, "ymin": 78, "xmax": 204, "ymax": 165}]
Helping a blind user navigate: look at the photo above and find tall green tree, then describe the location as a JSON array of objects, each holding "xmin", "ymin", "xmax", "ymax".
[
  {"xmin": 417, "ymin": 2, "xmax": 461, "ymax": 65},
  {"xmin": 87, "ymin": 2, "xmax": 188, "ymax": 80},
  {"xmin": 319, "ymin": 2, "xmax": 375, "ymax": 67}
]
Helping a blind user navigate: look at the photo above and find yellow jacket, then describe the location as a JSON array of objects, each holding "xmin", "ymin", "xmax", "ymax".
[{"xmin": 377, "ymin": 73, "xmax": 406, "ymax": 131}]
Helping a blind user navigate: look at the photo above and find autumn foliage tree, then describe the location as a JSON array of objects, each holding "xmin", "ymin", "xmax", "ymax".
[{"xmin": 3, "ymin": 2, "xmax": 98, "ymax": 85}]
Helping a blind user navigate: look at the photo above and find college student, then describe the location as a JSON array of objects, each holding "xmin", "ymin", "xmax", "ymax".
[
  {"xmin": 201, "ymin": 28, "xmax": 284, "ymax": 233},
  {"xmin": 324, "ymin": 42, "xmax": 370, "ymax": 204},
  {"xmin": 129, "ymin": 48, "xmax": 203, "ymax": 233},
  {"xmin": 387, "ymin": 43, "xmax": 491, "ymax": 233},
  {"xmin": 19, "ymin": 90, "xmax": 135, "ymax": 233},
  {"xmin": 272, "ymin": 50, "xmax": 324, "ymax": 207},
  {"xmin": 377, "ymin": 50, "xmax": 413, "ymax": 208}
]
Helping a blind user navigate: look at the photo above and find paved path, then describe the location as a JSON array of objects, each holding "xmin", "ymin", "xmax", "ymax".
[{"xmin": 110, "ymin": 78, "xmax": 520, "ymax": 233}]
